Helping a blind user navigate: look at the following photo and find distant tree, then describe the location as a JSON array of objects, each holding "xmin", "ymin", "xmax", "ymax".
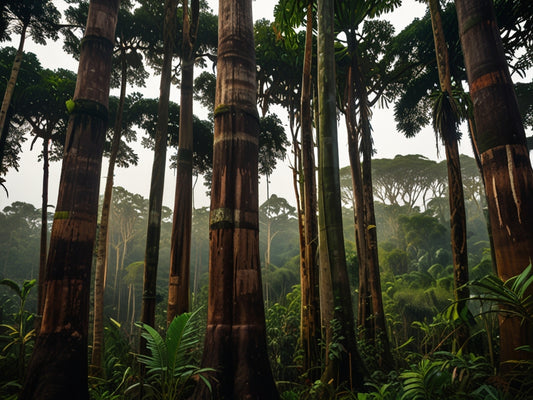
[
  {"xmin": 259, "ymin": 194, "xmax": 296, "ymax": 304},
  {"xmin": 0, "ymin": 47, "xmax": 40, "ymax": 177},
  {"xmin": 0, "ymin": 0, "xmax": 59, "ymax": 166},
  {"xmin": 0, "ymin": 202, "xmax": 41, "ymax": 282}
]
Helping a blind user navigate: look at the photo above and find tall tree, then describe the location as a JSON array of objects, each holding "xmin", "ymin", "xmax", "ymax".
[
  {"xmin": 139, "ymin": 0, "xmax": 178, "ymax": 341},
  {"xmin": 427, "ymin": 0, "xmax": 469, "ymax": 349},
  {"xmin": 455, "ymin": 0, "xmax": 533, "ymax": 365},
  {"xmin": 20, "ymin": 0, "xmax": 119, "ymax": 397},
  {"xmin": 167, "ymin": 0, "xmax": 200, "ymax": 323},
  {"xmin": 193, "ymin": 0, "xmax": 278, "ymax": 398},
  {"xmin": 84, "ymin": 1, "xmax": 148, "ymax": 371},
  {"xmin": 336, "ymin": 0, "xmax": 399, "ymax": 368},
  {"xmin": 0, "ymin": 0, "xmax": 59, "ymax": 167},
  {"xmin": 317, "ymin": 0, "xmax": 366, "ymax": 390}
]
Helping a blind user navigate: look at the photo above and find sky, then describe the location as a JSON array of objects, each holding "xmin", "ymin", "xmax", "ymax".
[{"xmin": 0, "ymin": 0, "xmax": 515, "ymax": 212}]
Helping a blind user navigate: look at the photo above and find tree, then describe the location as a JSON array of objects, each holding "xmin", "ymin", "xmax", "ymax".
[
  {"xmin": 167, "ymin": 0, "xmax": 200, "ymax": 322},
  {"xmin": 139, "ymin": 0, "xmax": 178, "ymax": 346},
  {"xmin": 427, "ymin": 0, "xmax": 469, "ymax": 349},
  {"xmin": 335, "ymin": 0, "xmax": 399, "ymax": 368},
  {"xmin": 455, "ymin": 0, "xmax": 533, "ymax": 365},
  {"xmin": 0, "ymin": 0, "xmax": 59, "ymax": 167},
  {"xmin": 9, "ymin": 67, "xmax": 76, "ymax": 315},
  {"xmin": 193, "ymin": 0, "xmax": 278, "ymax": 397},
  {"xmin": 317, "ymin": 0, "xmax": 366, "ymax": 390},
  {"xmin": 20, "ymin": 0, "xmax": 120, "ymax": 397}
]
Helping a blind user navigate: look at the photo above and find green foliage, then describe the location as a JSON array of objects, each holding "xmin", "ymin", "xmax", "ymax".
[
  {"xmin": 89, "ymin": 318, "xmax": 135, "ymax": 400},
  {"xmin": 468, "ymin": 264, "xmax": 533, "ymax": 324},
  {"xmin": 0, "ymin": 279, "xmax": 36, "ymax": 398},
  {"xmin": 127, "ymin": 310, "xmax": 212, "ymax": 399},
  {"xmin": 266, "ymin": 285, "xmax": 302, "ymax": 382}
]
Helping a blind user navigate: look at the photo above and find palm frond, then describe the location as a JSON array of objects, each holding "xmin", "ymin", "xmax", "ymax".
[{"xmin": 136, "ymin": 322, "xmax": 168, "ymax": 371}]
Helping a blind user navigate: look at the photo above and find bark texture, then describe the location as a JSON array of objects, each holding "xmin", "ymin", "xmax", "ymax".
[
  {"xmin": 317, "ymin": 0, "xmax": 366, "ymax": 390},
  {"xmin": 167, "ymin": 0, "xmax": 199, "ymax": 323},
  {"xmin": 0, "ymin": 23, "xmax": 27, "ymax": 154},
  {"xmin": 20, "ymin": 1, "xmax": 118, "ymax": 397},
  {"xmin": 91, "ymin": 46, "xmax": 128, "ymax": 371},
  {"xmin": 300, "ymin": 0, "xmax": 321, "ymax": 377},
  {"xmin": 455, "ymin": 0, "xmax": 533, "ymax": 364},
  {"xmin": 429, "ymin": 0, "xmax": 469, "ymax": 350},
  {"xmin": 193, "ymin": 1, "xmax": 278, "ymax": 398},
  {"xmin": 140, "ymin": 0, "xmax": 177, "ymax": 334}
]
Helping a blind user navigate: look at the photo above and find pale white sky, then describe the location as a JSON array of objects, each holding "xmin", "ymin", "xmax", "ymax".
[{"xmin": 0, "ymin": 0, "xmax": 503, "ymax": 211}]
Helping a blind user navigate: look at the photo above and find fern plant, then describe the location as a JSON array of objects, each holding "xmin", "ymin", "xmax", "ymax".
[{"xmin": 126, "ymin": 310, "xmax": 213, "ymax": 399}]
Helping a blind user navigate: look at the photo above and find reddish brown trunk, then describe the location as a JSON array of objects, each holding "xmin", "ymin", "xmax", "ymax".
[
  {"xmin": 455, "ymin": 0, "xmax": 533, "ymax": 365},
  {"xmin": 167, "ymin": 0, "xmax": 198, "ymax": 323},
  {"xmin": 194, "ymin": 0, "xmax": 278, "ymax": 398},
  {"xmin": 91, "ymin": 45, "xmax": 128, "ymax": 371},
  {"xmin": 20, "ymin": 3, "xmax": 118, "ymax": 397}
]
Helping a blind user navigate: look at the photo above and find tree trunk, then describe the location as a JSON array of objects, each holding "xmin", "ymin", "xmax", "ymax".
[
  {"xmin": 167, "ymin": 0, "xmax": 199, "ymax": 323},
  {"xmin": 20, "ymin": 1, "xmax": 119, "ymax": 397},
  {"xmin": 193, "ymin": 1, "xmax": 278, "ymax": 398},
  {"xmin": 140, "ymin": 0, "xmax": 178, "ymax": 336},
  {"xmin": 300, "ymin": 1, "xmax": 321, "ymax": 378},
  {"xmin": 91, "ymin": 45, "xmax": 128, "ymax": 371},
  {"xmin": 455, "ymin": 0, "xmax": 533, "ymax": 365},
  {"xmin": 0, "ymin": 22, "xmax": 27, "ymax": 161},
  {"xmin": 38, "ymin": 134, "xmax": 49, "ymax": 318},
  {"xmin": 347, "ymin": 30, "xmax": 392, "ymax": 368},
  {"xmin": 317, "ymin": 0, "xmax": 366, "ymax": 390},
  {"xmin": 429, "ymin": 0, "xmax": 469, "ymax": 350}
]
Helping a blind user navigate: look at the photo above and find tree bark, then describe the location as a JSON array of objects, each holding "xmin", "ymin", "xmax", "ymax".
[
  {"xmin": 193, "ymin": 0, "xmax": 278, "ymax": 398},
  {"xmin": 91, "ymin": 44, "xmax": 128, "ymax": 371},
  {"xmin": 0, "ymin": 22, "xmax": 27, "ymax": 161},
  {"xmin": 300, "ymin": 1, "xmax": 321, "ymax": 378},
  {"xmin": 429, "ymin": 0, "xmax": 469, "ymax": 350},
  {"xmin": 38, "ymin": 134, "xmax": 49, "ymax": 318},
  {"xmin": 20, "ymin": 1, "xmax": 118, "ymax": 398},
  {"xmin": 317, "ymin": 0, "xmax": 366, "ymax": 390},
  {"xmin": 455, "ymin": 0, "xmax": 533, "ymax": 365},
  {"xmin": 140, "ymin": 0, "xmax": 178, "ymax": 335},
  {"xmin": 167, "ymin": 0, "xmax": 199, "ymax": 323}
]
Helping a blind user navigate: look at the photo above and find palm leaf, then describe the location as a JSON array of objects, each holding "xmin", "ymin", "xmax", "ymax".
[
  {"xmin": 167, "ymin": 309, "xmax": 201, "ymax": 375},
  {"xmin": 136, "ymin": 322, "xmax": 168, "ymax": 372},
  {"xmin": 468, "ymin": 266, "xmax": 533, "ymax": 323}
]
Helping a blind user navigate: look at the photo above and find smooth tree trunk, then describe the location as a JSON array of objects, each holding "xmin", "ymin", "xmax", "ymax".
[
  {"xmin": 38, "ymin": 134, "xmax": 49, "ymax": 317},
  {"xmin": 455, "ymin": 0, "xmax": 533, "ymax": 365},
  {"xmin": 20, "ymin": 1, "xmax": 119, "ymax": 398},
  {"xmin": 167, "ymin": 0, "xmax": 199, "ymax": 323},
  {"xmin": 429, "ymin": 0, "xmax": 469, "ymax": 350},
  {"xmin": 140, "ymin": 0, "xmax": 178, "ymax": 335},
  {"xmin": 0, "ymin": 22, "xmax": 27, "ymax": 164},
  {"xmin": 193, "ymin": 0, "xmax": 278, "ymax": 398},
  {"xmin": 347, "ymin": 30, "xmax": 392, "ymax": 368},
  {"xmin": 300, "ymin": 0, "xmax": 321, "ymax": 378},
  {"xmin": 317, "ymin": 0, "xmax": 366, "ymax": 390},
  {"xmin": 91, "ymin": 46, "xmax": 128, "ymax": 371}
]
